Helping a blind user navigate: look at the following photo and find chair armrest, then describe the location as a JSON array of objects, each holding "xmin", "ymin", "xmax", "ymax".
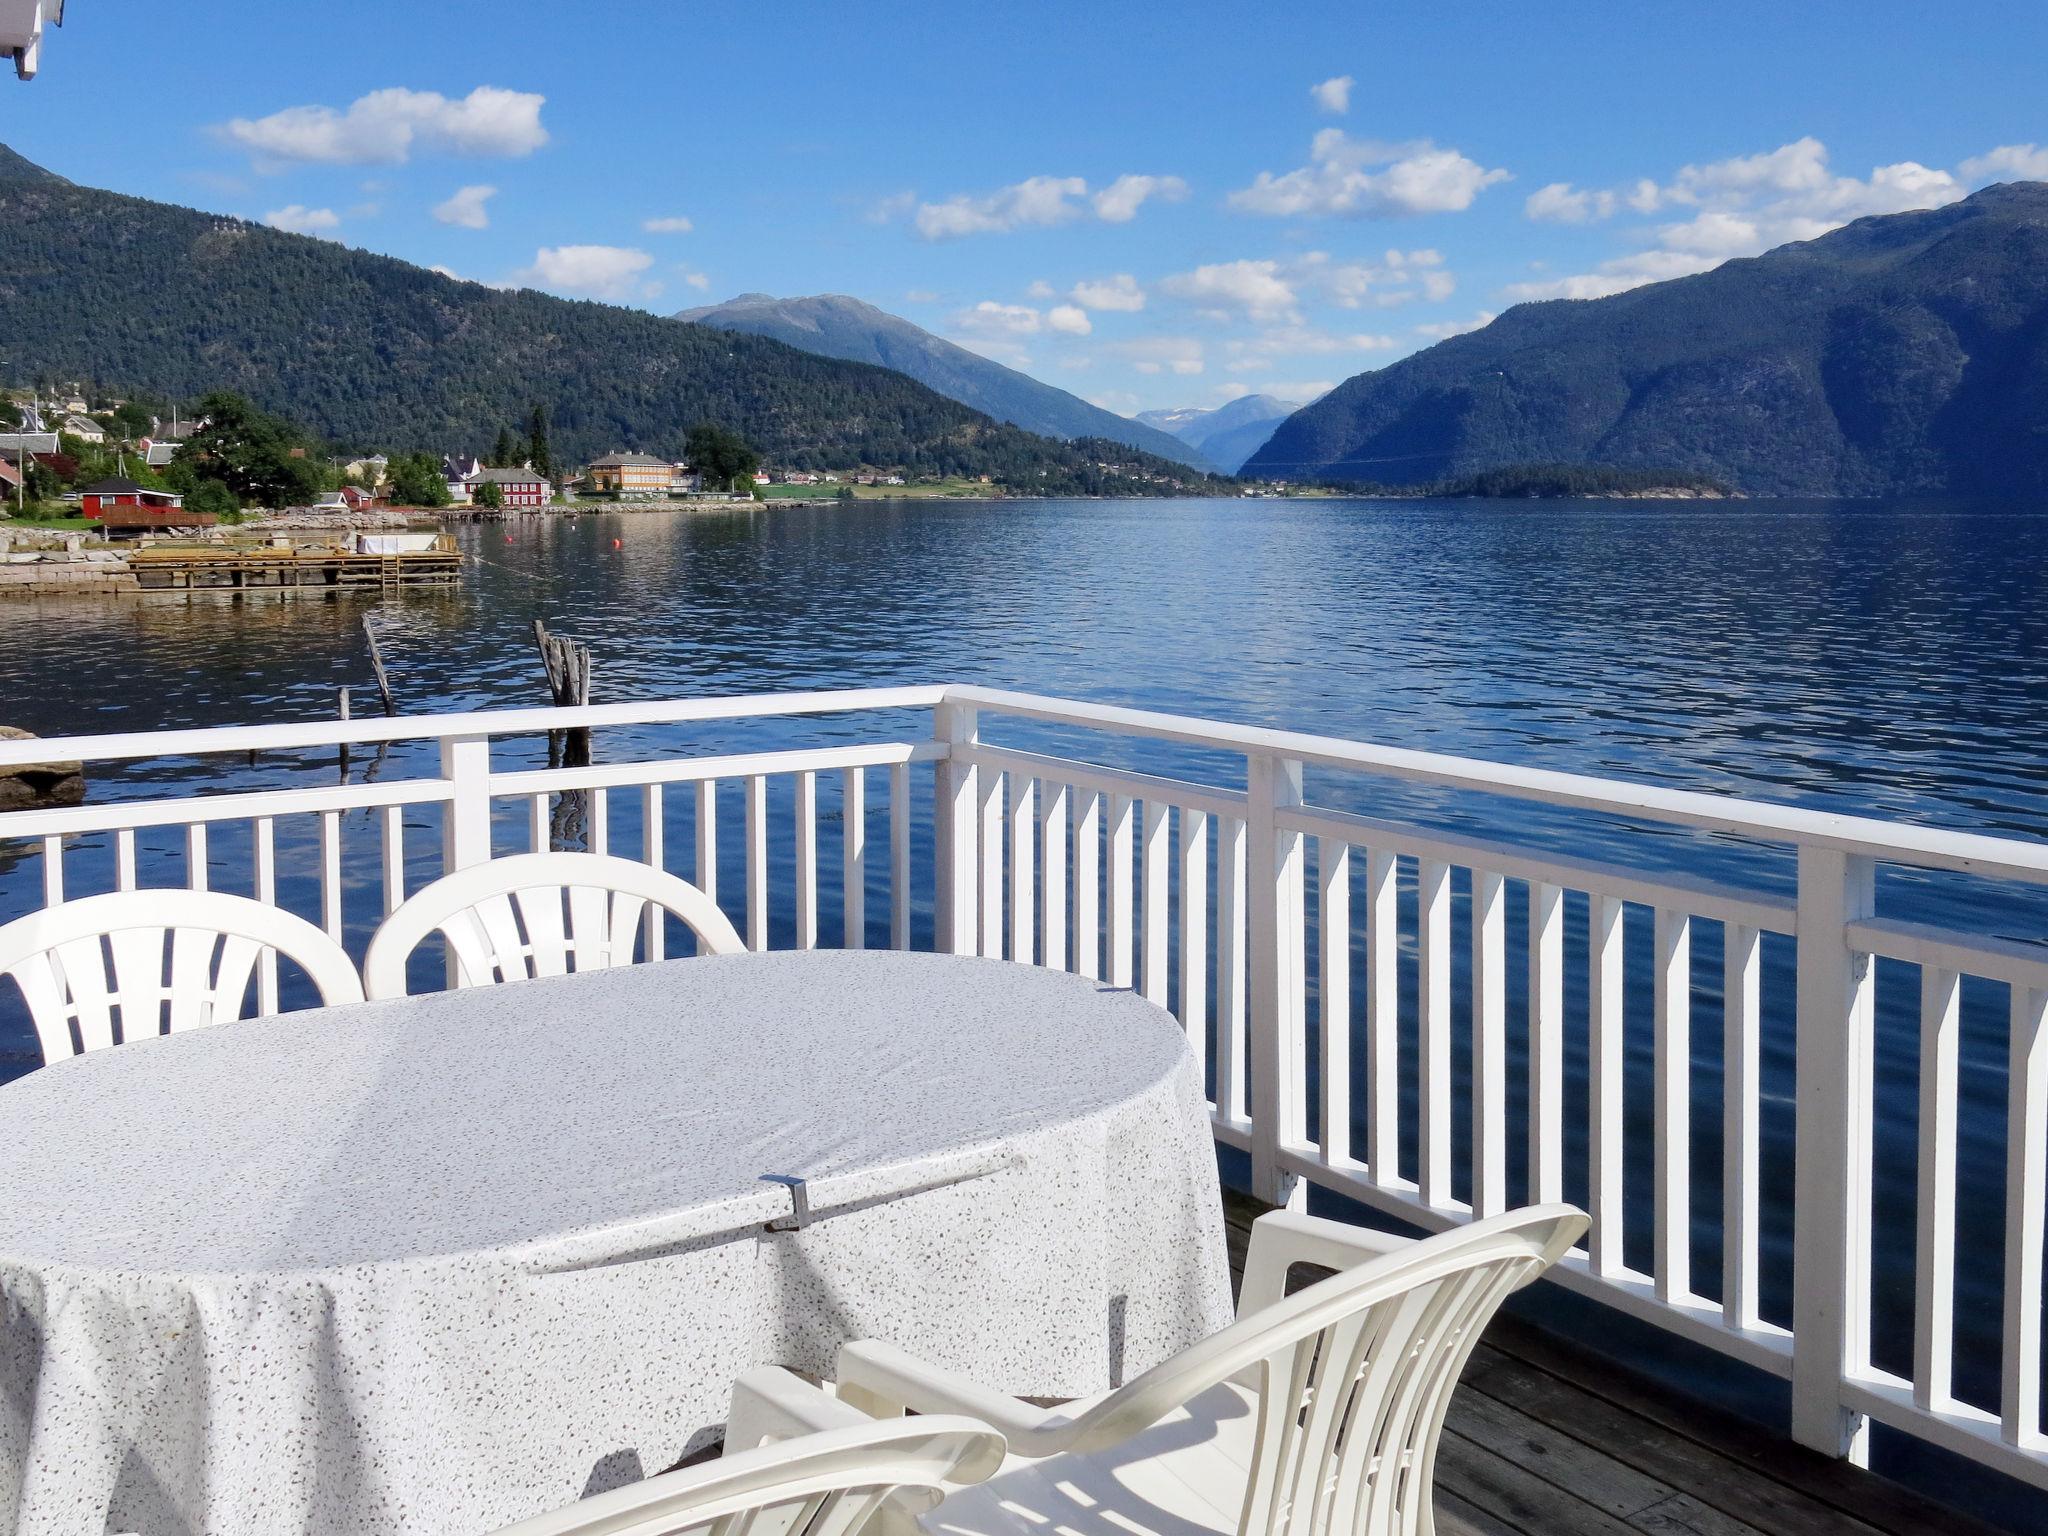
[
  {"xmin": 725, "ymin": 1366, "xmax": 874, "ymax": 1452},
  {"xmin": 1236, "ymin": 1210, "xmax": 1413, "ymax": 1316},
  {"xmin": 836, "ymin": 1339, "xmax": 1076, "ymax": 1453}
]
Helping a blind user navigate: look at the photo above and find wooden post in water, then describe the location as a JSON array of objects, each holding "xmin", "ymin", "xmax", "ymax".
[
  {"xmin": 533, "ymin": 620, "xmax": 593, "ymax": 770},
  {"xmin": 337, "ymin": 687, "xmax": 352, "ymax": 774},
  {"xmin": 362, "ymin": 618, "xmax": 397, "ymax": 716}
]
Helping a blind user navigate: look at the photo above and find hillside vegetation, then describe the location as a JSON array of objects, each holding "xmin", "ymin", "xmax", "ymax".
[
  {"xmin": 1247, "ymin": 183, "xmax": 2048, "ymax": 496},
  {"xmin": 0, "ymin": 151, "xmax": 1219, "ymax": 495}
]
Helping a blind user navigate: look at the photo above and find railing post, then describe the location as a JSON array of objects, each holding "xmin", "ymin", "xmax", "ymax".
[
  {"xmin": 440, "ymin": 734, "xmax": 493, "ymax": 873},
  {"xmin": 1791, "ymin": 845, "xmax": 1875, "ymax": 1464},
  {"xmin": 932, "ymin": 700, "xmax": 979, "ymax": 956},
  {"xmin": 1248, "ymin": 752, "xmax": 1306, "ymax": 1204}
]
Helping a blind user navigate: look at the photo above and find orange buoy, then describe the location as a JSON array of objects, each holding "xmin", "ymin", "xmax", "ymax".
[
  {"xmin": 503, "ymin": 533, "xmax": 514, "ymax": 543},
  {"xmin": 611, "ymin": 538, "xmax": 622, "ymax": 550}
]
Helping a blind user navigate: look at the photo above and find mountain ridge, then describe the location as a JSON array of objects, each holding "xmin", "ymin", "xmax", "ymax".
[
  {"xmin": 1138, "ymin": 393, "xmax": 1302, "ymax": 472},
  {"xmin": 0, "ymin": 149, "xmax": 1216, "ymax": 492},
  {"xmin": 1246, "ymin": 182, "xmax": 2048, "ymax": 495},
  {"xmin": 674, "ymin": 292, "xmax": 1208, "ymax": 469}
]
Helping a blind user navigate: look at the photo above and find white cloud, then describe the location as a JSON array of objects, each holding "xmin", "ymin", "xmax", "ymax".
[
  {"xmin": 1109, "ymin": 337, "xmax": 1206, "ymax": 376},
  {"xmin": 1524, "ymin": 182, "xmax": 1615, "ymax": 223},
  {"xmin": 1025, "ymin": 279, "xmax": 1056, "ymax": 299},
  {"xmin": 952, "ymin": 300, "xmax": 1045, "ymax": 336},
  {"xmin": 1310, "ymin": 75, "xmax": 1354, "ymax": 115},
  {"xmin": 1159, "ymin": 250, "xmax": 1454, "ymax": 322},
  {"xmin": 511, "ymin": 244, "xmax": 658, "ymax": 301},
  {"xmin": 1230, "ymin": 132, "xmax": 1509, "ymax": 218},
  {"xmin": 1091, "ymin": 173, "xmax": 1188, "ymax": 223},
  {"xmin": 1070, "ymin": 273, "xmax": 1146, "ymax": 311},
  {"xmin": 904, "ymin": 288, "xmax": 940, "ymax": 303},
  {"xmin": 261, "ymin": 204, "xmax": 339, "ymax": 235},
  {"xmin": 677, "ymin": 267, "xmax": 711, "ymax": 291},
  {"xmin": 1161, "ymin": 259, "xmax": 1300, "ymax": 322},
  {"xmin": 1510, "ymin": 138, "xmax": 1969, "ymax": 301},
  {"xmin": 1087, "ymin": 390, "xmax": 1144, "ymax": 414},
  {"xmin": 916, "ymin": 176, "xmax": 1088, "ymax": 239},
  {"xmin": 1960, "ymin": 144, "xmax": 2048, "ymax": 181},
  {"xmin": 1414, "ymin": 310, "xmax": 1496, "ymax": 339},
  {"xmin": 643, "ymin": 215, "xmax": 694, "ymax": 234},
  {"xmin": 225, "ymin": 85, "xmax": 548, "ymax": 165},
  {"xmin": 866, "ymin": 191, "xmax": 916, "ymax": 225},
  {"xmin": 1259, "ymin": 379, "xmax": 1337, "ymax": 401},
  {"xmin": 1225, "ymin": 325, "xmax": 1398, "ymax": 363},
  {"xmin": 1046, "ymin": 304, "xmax": 1092, "ymax": 336},
  {"xmin": 431, "ymin": 184, "xmax": 496, "ymax": 229}
]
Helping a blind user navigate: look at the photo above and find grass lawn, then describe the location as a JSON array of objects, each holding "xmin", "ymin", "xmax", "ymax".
[{"xmin": 1, "ymin": 514, "xmax": 95, "ymax": 530}]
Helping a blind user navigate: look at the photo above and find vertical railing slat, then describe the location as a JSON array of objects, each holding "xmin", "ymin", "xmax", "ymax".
[
  {"xmin": 1913, "ymin": 964, "xmax": 1959, "ymax": 1409},
  {"xmin": 1141, "ymin": 799, "xmax": 1169, "ymax": 1004},
  {"xmin": 888, "ymin": 762, "xmax": 909, "ymax": 951},
  {"xmin": 978, "ymin": 767, "xmax": 1004, "ymax": 960},
  {"xmin": 1654, "ymin": 907, "xmax": 1693, "ymax": 1301},
  {"xmin": 114, "ymin": 829, "xmax": 137, "ymax": 891},
  {"xmin": 1318, "ymin": 837, "xmax": 1351, "ymax": 1167},
  {"xmin": 842, "ymin": 766, "xmax": 865, "ymax": 951},
  {"xmin": 40, "ymin": 835, "xmax": 63, "ymax": 907},
  {"xmin": 1589, "ymin": 894, "xmax": 1625, "ymax": 1275},
  {"xmin": 1107, "ymin": 793, "xmax": 1135, "ymax": 989},
  {"xmin": 1074, "ymin": 791, "xmax": 1101, "ymax": 981},
  {"xmin": 744, "ymin": 774, "xmax": 767, "ymax": 952},
  {"xmin": 642, "ymin": 784, "xmax": 665, "ymax": 960},
  {"xmin": 319, "ymin": 810, "xmax": 343, "ymax": 943},
  {"xmin": 1008, "ymin": 778, "xmax": 1035, "ymax": 964},
  {"xmin": 253, "ymin": 816, "xmax": 278, "ymax": 1014},
  {"xmin": 587, "ymin": 786, "xmax": 608, "ymax": 856},
  {"xmin": 1217, "ymin": 815, "xmax": 1248, "ymax": 1128},
  {"xmin": 1724, "ymin": 922, "xmax": 1762, "ymax": 1330},
  {"xmin": 1472, "ymin": 869, "xmax": 1507, "ymax": 1216},
  {"xmin": 2002, "ymin": 984, "xmax": 2048, "ymax": 1446},
  {"xmin": 697, "ymin": 780, "xmax": 720, "ymax": 952},
  {"xmin": 1529, "ymin": 881, "xmax": 1565, "ymax": 1205},
  {"xmin": 379, "ymin": 807, "xmax": 404, "ymax": 914},
  {"xmin": 186, "ymin": 823, "xmax": 209, "ymax": 893},
  {"xmin": 1417, "ymin": 858, "xmax": 1452, "ymax": 1208},
  {"xmin": 1039, "ymin": 782, "xmax": 1068, "ymax": 970},
  {"xmin": 1248, "ymin": 755, "xmax": 1306, "ymax": 1199},
  {"xmin": 794, "ymin": 770, "xmax": 817, "ymax": 951},
  {"xmin": 1365, "ymin": 848, "xmax": 1398, "ymax": 1187},
  {"xmin": 1178, "ymin": 809, "xmax": 1209, "ymax": 1076}
]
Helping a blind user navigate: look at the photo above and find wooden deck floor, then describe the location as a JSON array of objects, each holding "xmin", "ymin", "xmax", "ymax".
[{"xmin": 1219, "ymin": 1191, "xmax": 2009, "ymax": 1536}]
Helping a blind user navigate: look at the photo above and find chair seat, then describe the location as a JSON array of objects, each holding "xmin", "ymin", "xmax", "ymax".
[{"xmin": 922, "ymin": 1382, "xmax": 1258, "ymax": 1536}]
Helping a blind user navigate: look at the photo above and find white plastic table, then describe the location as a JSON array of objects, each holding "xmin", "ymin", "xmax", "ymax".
[{"xmin": 0, "ymin": 950, "xmax": 1231, "ymax": 1536}]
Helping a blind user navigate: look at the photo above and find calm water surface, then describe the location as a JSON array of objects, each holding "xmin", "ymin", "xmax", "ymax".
[{"xmin": 2, "ymin": 496, "xmax": 2046, "ymax": 1475}]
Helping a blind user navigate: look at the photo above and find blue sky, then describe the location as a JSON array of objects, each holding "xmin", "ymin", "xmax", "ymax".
[{"xmin": 6, "ymin": 0, "xmax": 2047, "ymax": 414}]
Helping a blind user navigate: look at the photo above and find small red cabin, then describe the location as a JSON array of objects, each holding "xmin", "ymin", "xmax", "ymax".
[{"xmin": 77, "ymin": 478, "xmax": 184, "ymax": 520}]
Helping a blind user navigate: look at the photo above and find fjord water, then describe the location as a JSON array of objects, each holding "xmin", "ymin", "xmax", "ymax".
[{"xmin": 3, "ymin": 495, "xmax": 2046, "ymax": 1464}]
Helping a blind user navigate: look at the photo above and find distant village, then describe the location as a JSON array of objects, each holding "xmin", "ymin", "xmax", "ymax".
[{"xmin": 0, "ymin": 386, "xmax": 927, "ymax": 542}]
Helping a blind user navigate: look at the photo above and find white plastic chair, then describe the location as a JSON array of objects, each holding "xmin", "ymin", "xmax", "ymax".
[
  {"xmin": 804, "ymin": 1203, "xmax": 1587, "ymax": 1536},
  {"xmin": 0, "ymin": 889, "xmax": 366, "ymax": 1063},
  {"xmin": 487, "ymin": 1367, "xmax": 1004, "ymax": 1536},
  {"xmin": 363, "ymin": 852, "xmax": 744, "ymax": 999}
]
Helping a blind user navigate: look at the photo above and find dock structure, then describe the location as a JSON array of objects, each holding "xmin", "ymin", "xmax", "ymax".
[{"xmin": 125, "ymin": 541, "xmax": 462, "ymax": 593}]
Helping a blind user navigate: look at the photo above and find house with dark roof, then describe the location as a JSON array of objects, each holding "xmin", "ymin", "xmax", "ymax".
[
  {"xmin": 76, "ymin": 477, "xmax": 183, "ymax": 519},
  {"xmin": 468, "ymin": 465, "xmax": 553, "ymax": 507}
]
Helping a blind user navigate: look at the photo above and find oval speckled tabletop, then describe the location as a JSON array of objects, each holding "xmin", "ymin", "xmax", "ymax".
[{"xmin": 0, "ymin": 950, "xmax": 1233, "ymax": 1536}]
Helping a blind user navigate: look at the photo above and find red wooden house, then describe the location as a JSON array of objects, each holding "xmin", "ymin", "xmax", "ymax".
[{"xmin": 77, "ymin": 478, "xmax": 185, "ymax": 519}]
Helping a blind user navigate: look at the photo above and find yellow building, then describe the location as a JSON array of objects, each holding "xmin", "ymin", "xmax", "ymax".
[{"xmin": 587, "ymin": 452, "xmax": 672, "ymax": 499}]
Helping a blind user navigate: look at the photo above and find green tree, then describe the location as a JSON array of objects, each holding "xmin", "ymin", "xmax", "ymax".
[
  {"xmin": 474, "ymin": 478, "xmax": 504, "ymax": 510},
  {"xmin": 684, "ymin": 423, "xmax": 760, "ymax": 491},
  {"xmin": 109, "ymin": 401, "xmax": 156, "ymax": 439},
  {"xmin": 178, "ymin": 392, "xmax": 324, "ymax": 507},
  {"xmin": 492, "ymin": 426, "xmax": 518, "ymax": 466},
  {"xmin": 527, "ymin": 404, "xmax": 554, "ymax": 482},
  {"xmin": 185, "ymin": 480, "xmax": 242, "ymax": 520},
  {"xmin": 387, "ymin": 452, "xmax": 452, "ymax": 507}
]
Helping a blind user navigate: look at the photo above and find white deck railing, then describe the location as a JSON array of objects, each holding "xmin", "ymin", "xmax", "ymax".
[{"xmin": 1, "ymin": 684, "xmax": 2045, "ymax": 1495}]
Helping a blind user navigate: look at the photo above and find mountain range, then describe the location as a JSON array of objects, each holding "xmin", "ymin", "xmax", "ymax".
[
  {"xmin": 1136, "ymin": 394, "xmax": 1302, "ymax": 473},
  {"xmin": 674, "ymin": 292, "xmax": 1207, "ymax": 469},
  {"xmin": 1249, "ymin": 181, "xmax": 2048, "ymax": 496},
  {"xmin": 0, "ymin": 147, "xmax": 1216, "ymax": 493}
]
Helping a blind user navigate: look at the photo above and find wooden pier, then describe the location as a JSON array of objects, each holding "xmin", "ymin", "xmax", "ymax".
[{"xmin": 125, "ymin": 541, "xmax": 462, "ymax": 592}]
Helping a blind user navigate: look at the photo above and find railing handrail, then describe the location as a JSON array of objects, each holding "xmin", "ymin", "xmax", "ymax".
[
  {"xmin": 948, "ymin": 684, "xmax": 2048, "ymax": 885},
  {"xmin": 0, "ymin": 685, "xmax": 951, "ymax": 767}
]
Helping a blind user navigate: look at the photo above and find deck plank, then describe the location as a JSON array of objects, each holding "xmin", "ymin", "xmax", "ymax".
[{"xmin": 1217, "ymin": 1188, "xmax": 2009, "ymax": 1536}]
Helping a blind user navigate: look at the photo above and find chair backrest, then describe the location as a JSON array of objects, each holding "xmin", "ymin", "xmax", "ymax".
[
  {"xmin": 1064, "ymin": 1204, "xmax": 1587, "ymax": 1536},
  {"xmin": 363, "ymin": 852, "xmax": 744, "ymax": 999},
  {"xmin": 0, "ymin": 889, "xmax": 366, "ymax": 1063},
  {"xmin": 484, "ymin": 1415, "xmax": 1005, "ymax": 1536}
]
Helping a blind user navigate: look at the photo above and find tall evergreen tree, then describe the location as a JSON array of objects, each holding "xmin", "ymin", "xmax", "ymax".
[
  {"xmin": 528, "ymin": 404, "xmax": 553, "ymax": 482},
  {"xmin": 492, "ymin": 426, "xmax": 517, "ymax": 466}
]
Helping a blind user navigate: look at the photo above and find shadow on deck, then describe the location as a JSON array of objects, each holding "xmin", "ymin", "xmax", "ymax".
[{"xmin": 1220, "ymin": 1190, "xmax": 2006, "ymax": 1536}]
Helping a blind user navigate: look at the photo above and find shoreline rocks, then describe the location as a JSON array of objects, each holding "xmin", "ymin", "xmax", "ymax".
[{"xmin": 0, "ymin": 726, "xmax": 84, "ymax": 809}]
